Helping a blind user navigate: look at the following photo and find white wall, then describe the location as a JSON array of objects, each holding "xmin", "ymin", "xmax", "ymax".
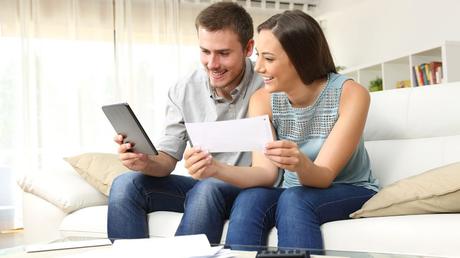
[{"xmin": 316, "ymin": 0, "xmax": 460, "ymax": 69}]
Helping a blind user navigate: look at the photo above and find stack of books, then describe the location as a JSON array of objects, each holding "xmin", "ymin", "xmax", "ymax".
[{"xmin": 412, "ymin": 61, "xmax": 443, "ymax": 86}]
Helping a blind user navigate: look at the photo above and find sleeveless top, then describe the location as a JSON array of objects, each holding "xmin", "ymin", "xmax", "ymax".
[{"xmin": 271, "ymin": 73, "xmax": 379, "ymax": 191}]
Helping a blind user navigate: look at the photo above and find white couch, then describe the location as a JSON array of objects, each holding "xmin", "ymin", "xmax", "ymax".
[{"xmin": 19, "ymin": 83, "xmax": 460, "ymax": 257}]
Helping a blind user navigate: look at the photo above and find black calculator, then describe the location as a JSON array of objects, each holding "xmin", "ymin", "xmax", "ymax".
[{"xmin": 256, "ymin": 249, "xmax": 310, "ymax": 258}]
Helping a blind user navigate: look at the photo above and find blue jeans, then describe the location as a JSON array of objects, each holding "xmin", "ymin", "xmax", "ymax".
[
  {"xmin": 107, "ymin": 172, "xmax": 241, "ymax": 244},
  {"xmin": 225, "ymin": 184, "xmax": 376, "ymax": 250}
]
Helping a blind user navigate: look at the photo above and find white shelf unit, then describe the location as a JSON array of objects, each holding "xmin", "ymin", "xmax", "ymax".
[{"xmin": 342, "ymin": 41, "xmax": 460, "ymax": 91}]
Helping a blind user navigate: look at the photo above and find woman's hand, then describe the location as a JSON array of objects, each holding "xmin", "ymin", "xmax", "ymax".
[
  {"xmin": 114, "ymin": 134, "xmax": 149, "ymax": 171},
  {"xmin": 184, "ymin": 147, "xmax": 218, "ymax": 180},
  {"xmin": 264, "ymin": 140, "xmax": 310, "ymax": 172}
]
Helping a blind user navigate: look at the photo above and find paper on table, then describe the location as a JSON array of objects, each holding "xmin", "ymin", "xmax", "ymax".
[
  {"xmin": 185, "ymin": 115, "xmax": 273, "ymax": 153},
  {"xmin": 25, "ymin": 238, "xmax": 112, "ymax": 252},
  {"xmin": 61, "ymin": 246, "xmax": 236, "ymax": 258},
  {"xmin": 112, "ymin": 234, "xmax": 225, "ymax": 258}
]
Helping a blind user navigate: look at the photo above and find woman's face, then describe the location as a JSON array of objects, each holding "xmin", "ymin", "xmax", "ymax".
[{"xmin": 254, "ymin": 29, "xmax": 301, "ymax": 93}]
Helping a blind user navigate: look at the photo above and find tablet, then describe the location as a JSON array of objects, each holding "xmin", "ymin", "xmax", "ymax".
[{"xmin": 102, "ymin": 103, "xmax": 158, "ymax": 155}]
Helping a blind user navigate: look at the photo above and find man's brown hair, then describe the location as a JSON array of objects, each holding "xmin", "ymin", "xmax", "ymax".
[{"xmin": 195, "ymin": 2, "xmax": 254, "ymax": 49}]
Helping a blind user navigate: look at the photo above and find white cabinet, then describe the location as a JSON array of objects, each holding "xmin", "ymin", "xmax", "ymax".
[{"xmin": 342, "ymin": 41, "xmax": 460, "ymax": 91}]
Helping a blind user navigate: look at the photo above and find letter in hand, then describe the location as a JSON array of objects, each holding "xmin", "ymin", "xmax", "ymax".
[
  {"xmin": 184, "ymin": 146, "xmax": 216, "ymax": 180},
  {"xmin": 114, "ymin": 134, "xmax": 149, "ymax": 171}
]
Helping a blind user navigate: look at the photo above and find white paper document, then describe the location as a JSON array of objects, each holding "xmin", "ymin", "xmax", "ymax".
[
  {"xmin": 185, "ymin": 115, "xmax": 273, "ymax": 153},
  {"xmin": 61, "ymin": 234, "xmax": 235, "ymax": 258},
  {"xmin": 112, "ymin": 234, "xmax": 225, "ymax": 258},
  {"xmin": 25, "ymin": 238, "xmax": 112, "ymax": 253}
]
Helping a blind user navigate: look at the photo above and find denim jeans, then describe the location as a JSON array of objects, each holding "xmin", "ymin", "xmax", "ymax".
[
  {"xmin": 225, "ymin": 184, "xmax": 376, "ymax": 250},
  {"xmin": 107, "ymin": 172, "xmax": 241, "ymax": 244}
]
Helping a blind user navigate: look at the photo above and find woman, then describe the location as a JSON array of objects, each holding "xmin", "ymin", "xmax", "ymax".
[{"xmin": 223, "ymin": 10, "xmax": 379, "ymax": 249}]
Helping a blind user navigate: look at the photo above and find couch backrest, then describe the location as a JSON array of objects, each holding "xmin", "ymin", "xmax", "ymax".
[{"xmin": 363, "ymin": 82, "xmax": 460, "ymax": 187}]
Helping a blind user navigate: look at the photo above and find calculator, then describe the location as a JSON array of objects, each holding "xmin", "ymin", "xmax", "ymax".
[{"xmin": 256, "ymin": 249, "xmax": 310, "ymax": 258}]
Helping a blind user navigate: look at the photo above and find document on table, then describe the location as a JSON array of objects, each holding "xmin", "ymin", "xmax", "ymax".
[
  {"xmin": 60, "ymin": 234, "xmax": 235, "ymax": 258},
  {"xmin": 25, "ymin": 238, "xmax": 112, "ymax": 252},
  {"xmin": 185, "ymin": 115, "xmax": 273, "ymax": 153}
]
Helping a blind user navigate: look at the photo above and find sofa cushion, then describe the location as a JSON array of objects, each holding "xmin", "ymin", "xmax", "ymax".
[
  {"xmin": 322, "ymin": 213, "xmax": 460, "ymax": 257},
  {"xmin": 64, "ymin": 153, "xmax": 128, "ymax": 196},
  {"xmin": 60, "ymin": 205, "xmax": 109, "ymax": 238},
  {"xmin": 17, "ymin": 171, "xmax": 107, "ymax": 213},
  {"xmin": 350, "ymin": 162, "xmax": 460, "ymax": 218}
]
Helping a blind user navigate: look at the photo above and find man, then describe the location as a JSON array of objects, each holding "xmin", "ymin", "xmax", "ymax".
[{"xmin": 107, "ymin": 2, "xmax": 263, "ymax": 244}]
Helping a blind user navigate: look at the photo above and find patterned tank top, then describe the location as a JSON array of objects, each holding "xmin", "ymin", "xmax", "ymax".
[{"xmin": 271, "ymin": 73, "xmax": 379, "ymax": 191}]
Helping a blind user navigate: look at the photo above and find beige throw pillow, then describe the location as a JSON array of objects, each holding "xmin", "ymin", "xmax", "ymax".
[
  {"xmin": 350, "ymin": 162, "xmax": 460, "ymax": 218},
  {"xmin": 64, "ymin": 153, "xmax": 128, "ymax": 196}
]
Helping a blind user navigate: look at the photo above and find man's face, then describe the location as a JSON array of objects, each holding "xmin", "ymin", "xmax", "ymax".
[{"xmin": 198, "ymin": 27, "xmax": 253, "ymax": 90}]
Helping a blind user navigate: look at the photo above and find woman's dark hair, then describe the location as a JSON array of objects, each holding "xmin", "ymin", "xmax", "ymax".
[
  {"xmin": 195, "ymin": 2, "xmax": 253, "ymax": 49},
  {"xmin": 257, "ymin": 10, "xmax": 336, "ymax": 85}
]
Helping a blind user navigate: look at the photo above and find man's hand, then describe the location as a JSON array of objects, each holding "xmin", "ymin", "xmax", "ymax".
[
  {"xmin": 183, "ymin": 147, "xmax": 218, "ymax": 180},
  {"xmin": 114, "ymin": 134, "xmax": 150, "ymax": 171},
  {"xmin": 264, "ymin": 140, "xmax": 309, "ymax": 172}
]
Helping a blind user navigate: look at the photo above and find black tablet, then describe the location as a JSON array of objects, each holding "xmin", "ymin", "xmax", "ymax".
[{"xmin": 102, "ymin": 103, "xmax": 158, "ymax": 155}]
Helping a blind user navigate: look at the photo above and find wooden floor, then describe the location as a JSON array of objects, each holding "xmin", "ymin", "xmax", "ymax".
[{"xmin": 0, "ymin": 229, "xmax": 24, "ymax": 249}]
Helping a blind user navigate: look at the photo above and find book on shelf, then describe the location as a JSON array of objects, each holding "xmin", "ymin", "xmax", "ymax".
[
  {"xmin": 431, "ymin": 61, "xmax": 442, "ymax": 84},
  {"xmin": 416, "ymin": 65, "xmax": 424, "ymax": 86},
  {"xmin": 412, "ymin": 66, "xmax": 418, "ymax": 86},
  {"xmin": 423, "ymin": 63, "xmax": 431, "ymax": 84}
]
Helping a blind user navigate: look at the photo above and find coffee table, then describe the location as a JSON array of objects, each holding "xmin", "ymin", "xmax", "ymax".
[{"xmin": 0, "ymin": 238, "xmax": 435, "ymax": 258}]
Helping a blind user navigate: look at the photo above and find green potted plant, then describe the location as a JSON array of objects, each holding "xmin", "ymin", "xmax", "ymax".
[
  {"xmin": 335, "ymin": 65, "xmax": 346, "ymax": 72},
  {"xmin": 368, "ymin": 77, "xmax": 383, "ymax": 92}
]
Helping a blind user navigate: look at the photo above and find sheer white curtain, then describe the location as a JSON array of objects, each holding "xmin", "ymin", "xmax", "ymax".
[
  {"xmin": 113, "ymin": 0, "xmax": 200, "ymax": 141},
  {"xmin": 0, "ymin": 0, "xmax": 199, "ymax": 229}
]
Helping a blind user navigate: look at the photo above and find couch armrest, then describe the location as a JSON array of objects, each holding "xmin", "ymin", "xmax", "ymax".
[
  {"xmin": 22, "ymin": 192, "xmax": 66, "ymax": 244},
  {"xmin": 17, "ymin": 169, "xmax": 108, "ymax": 214}
]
